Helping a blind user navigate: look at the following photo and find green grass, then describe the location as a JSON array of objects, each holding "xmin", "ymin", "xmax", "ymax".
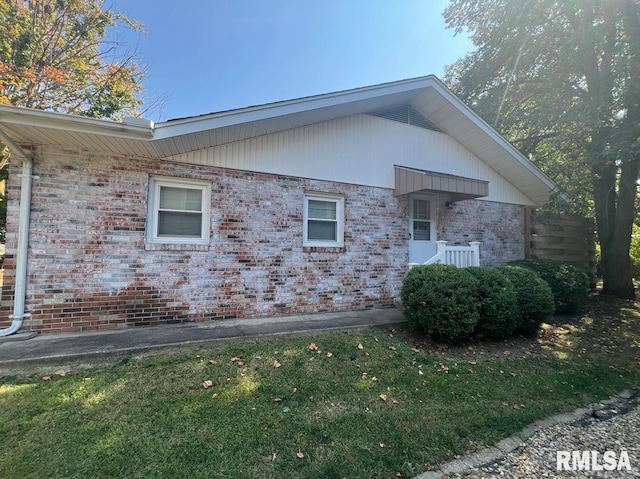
[{"xmin": 1, "ymin": 296, "xmax": 639, "ymax": 479}]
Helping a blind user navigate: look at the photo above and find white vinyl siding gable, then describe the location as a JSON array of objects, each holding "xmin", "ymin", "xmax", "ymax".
[
  {"xmin": 303, "ymin": 193, "xmax": 344, "ymax": 247},
  {"xmin": 147, "ymin": 176, "xmax": 211, "ymax": 245},
  {"xmin": 166, "ymin": 114, "xmax": 537, "ymax": 206}
]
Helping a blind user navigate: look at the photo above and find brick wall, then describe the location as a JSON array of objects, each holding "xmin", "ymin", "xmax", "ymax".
[
  {"xmin": 0, "ymin": 147, "xmax": 528, "ymax": 334},
  {"xmin": 438, "ymin": 198, "xmax": 526, "ymax": 266},
  {"xmin": 1, "ymin": 147, "xmax": 408, "ymax": 333}
]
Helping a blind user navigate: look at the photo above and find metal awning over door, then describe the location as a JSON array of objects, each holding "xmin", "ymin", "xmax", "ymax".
[{"xmin": 394, "ymin": 165, "xmax": 489, "ymax": 202}]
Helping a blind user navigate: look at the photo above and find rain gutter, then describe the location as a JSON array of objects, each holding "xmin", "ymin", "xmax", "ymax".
[{"xmin": 0, "ymin": 127, "xmax": 35, "ymax": 338}]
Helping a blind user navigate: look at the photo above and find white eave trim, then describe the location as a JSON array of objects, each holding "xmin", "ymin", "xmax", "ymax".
[
  {"xmin": 152, "ymin": 75, "xmax": 440, "ymax": 139},
  {"xmin": 0, "ymin": 105, "xmax": 154, "ymax": 141},
  {"xmin": 426, "ymin": 78, "xmax": 565, "ymax": 202}
]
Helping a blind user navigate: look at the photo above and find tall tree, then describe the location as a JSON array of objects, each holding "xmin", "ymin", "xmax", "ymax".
[
  {"xmin": 0, "ymin": 0, "xmax": 148, "ymax": 119},
  {"xmin": 444, "ymin": 0, "xmax": 640, "ymax": 298},
  {"xmin": 0, "ymin": 0, "xmax": 158, "ymax": 248}
]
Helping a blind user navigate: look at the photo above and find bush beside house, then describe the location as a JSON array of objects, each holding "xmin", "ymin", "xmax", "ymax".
[
  {"xmin": 499, "ymin": 265, "xmax": 556, "ymax": 335},
  {"xmin": 465, "ymin": 267, "xmax": 519, "ymax": 340},
  {"xmin": 401, "ymin": 263, "xmax": 558, "ymax": 343},
  {"xmin": 507, "ymin": 258, "xmax": 589, "ymax": 313},
  {"xmin": 400, "ymin": 264, "xmax": 480, "ymax": 342}
]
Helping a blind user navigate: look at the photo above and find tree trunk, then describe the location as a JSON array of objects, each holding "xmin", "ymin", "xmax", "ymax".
[
  {"xmin": 601, "ymin": 233, "xmax": 635, "ymax": 298},
  {"xmin": 595, "ymin": 158, "xmax": 638, "ymax": 299},
  {"xmin": 591, "ymin": 135, "xmax": 638, "ymax": 299}
]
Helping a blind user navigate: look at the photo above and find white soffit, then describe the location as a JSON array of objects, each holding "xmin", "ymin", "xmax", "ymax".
[
  {"xmin": 409, "ymin": 82, "xmax": 561, "ymax": 206},
  {"xmin": 0, "ymin": 75, "xmax": 560, "ymax": 206}
]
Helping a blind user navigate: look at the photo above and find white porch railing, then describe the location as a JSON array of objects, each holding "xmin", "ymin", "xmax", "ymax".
[{"xmin": 411, "ymin": 241, "xmax": 481, "ymax": 268}]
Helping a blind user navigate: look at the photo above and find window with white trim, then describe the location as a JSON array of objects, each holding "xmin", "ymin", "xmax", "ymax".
[
  {"xmin": 147, "ymin": 176, "xmax": 211, "ymax": 244},
  {"xmin": 303, "ymin": 193, "xmax": 344, "ymax": 247}
]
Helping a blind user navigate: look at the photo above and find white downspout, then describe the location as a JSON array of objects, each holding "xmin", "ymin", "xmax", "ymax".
[{"xmin": 0, "ymin": 130, "xmax": 34, "ymax": 337}]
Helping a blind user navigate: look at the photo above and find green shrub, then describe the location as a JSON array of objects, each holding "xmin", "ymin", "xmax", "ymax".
[
  {"xmin": 500, "ymin": 265, "xmax": 555, "ymax": 335},
  {"xmin": 508, "ymin": 258, "xmax": 589, "ymax": 313},
  {"xmin": 465, "ymin": 267, "xmax": 519, "ymax": 339},
  {"xmin": 401, "ymin": 264, "xmax": 480, "ymax": 342}
]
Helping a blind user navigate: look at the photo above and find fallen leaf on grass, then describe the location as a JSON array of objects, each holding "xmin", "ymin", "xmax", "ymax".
[
  {"xmin": 379, "ymin": 394, "xmax": 388, "ymax": 401},
  {"xmin": 392, "ymin": 399, "xmax": 399, "ymax": 404},
  {"xmin": 202, "ymin": 380, "xmax": 213, "ymax": 389},
  {"xmin": 55, "ymin": 369, "xmax": 66, "ymax": 376},
  {"xmin": 411, "ymin": 347, "xmax": 421, "ymax": 353},
  {"xmin": 502, "ymin": 401, "xmax": 509, "ymax": 406},
  {"xmin": 308, "ymin": 343, "xmax": 318, "ymax": 351},
  {"xmin": 209, "ymin": 360, "xmax": 218, "ymax": 365},
  {"xmin": 212, "ymin": 393, "xmax": 218, "ymax": 399},
  {"xmin": 41, "ymin": 376, "xmax": 52, "ymax": 381},
  {"xmin": 230, "ymin": 356, "xmax": 242, "ymax": 362},
  {"xmin": 296, "ymin": 451, "xmax": 305, "ymax": 459},
  {"xmin": 503, "ymin": 350, "xmax": 511, "ymax": 356},
  {"xmin": 389, "ymin": 345, "xmax": 397, "ymax": 351},
  {"xmin": 357, "ymin": 343, "xmax": 364, "ymax": 350},
  {"xmin": 273, "ymin": 398, "xmax": 282, "ymax": 402},
  {"xmin": 512, "ymin": 404, "xmax": 525, "ymax": 410},
  {"xmin": 468, "ymin": 361, "xmax": 477, "ymax": 365},
  {"xmin": 326, "ymin": 352, "xmax": 333, "ymax": 358},
  {"xmin": 273, "ymin": 360, "xmax": 282, "ymax": 368},
  {"xmin": 379, "ymin": 442, "xmax": 385, "ymax": 448},
  {"xmin": 418, "ymin": 370, "xmax": 424, "ymax": 376}
]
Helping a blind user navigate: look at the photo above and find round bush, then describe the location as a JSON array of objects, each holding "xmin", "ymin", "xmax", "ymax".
[
  {"xmin": 500, "ymin": 265, "xmax": 555, "ymax": 335},
  {"xmin": 465, "ymin": 267, "xmax": 519, "ymax": 340},
  {"xmin": 508, "ymin": 258, "xmax": 589, "ymax": 313},
  {"xmin": 400, "ymin": 264, "xmax": 480, "ymax": 342}
]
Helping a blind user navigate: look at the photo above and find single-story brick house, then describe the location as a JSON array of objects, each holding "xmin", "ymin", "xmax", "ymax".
[{"xmin": 0, "ymin": 76, "xmax": 560, "ymax": 335}]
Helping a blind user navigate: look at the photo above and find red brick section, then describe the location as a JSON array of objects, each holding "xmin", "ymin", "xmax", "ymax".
[
  {"xmin": 0, "ymin": 147, "xmax": 408, "ymax": 333},
  {"xmin": 0, "ymin": 146, "xmax": 526, "ymax": 334},
  {"xmin": 438, "ymin": 199, "xmax": 526, "ymax": 266}
]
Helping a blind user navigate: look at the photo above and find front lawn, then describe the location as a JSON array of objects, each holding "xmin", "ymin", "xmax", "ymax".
[{"xmin": 1, "ymin": 296, "xmax": 639, "ymax": 479}]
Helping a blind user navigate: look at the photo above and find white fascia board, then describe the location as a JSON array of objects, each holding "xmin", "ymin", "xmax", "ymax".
[
  {"xmin": 152, "ymin": 76, "xmax": 439, "ymax": 139},
  {"xmin": 426, "ymin": 77, "xmax": 566, "ymax": 204},
  {"xmin": 0, "ymin": 105, "xmax": 154, "ymax": 141}
]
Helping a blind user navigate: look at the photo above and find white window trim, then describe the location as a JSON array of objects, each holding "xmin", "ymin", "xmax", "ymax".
[
  {"xmin": 147, "ymin": 176, "xmax": 211, "ymax": 245},
  {"xmin": 303, "ymin": 192, "xmax": 345, "ymax": 247}
]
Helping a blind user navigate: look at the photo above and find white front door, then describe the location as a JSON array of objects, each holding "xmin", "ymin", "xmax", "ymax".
[{"xmin": 409, "ymin": 194, "xmax": 436, "ymax": 263}]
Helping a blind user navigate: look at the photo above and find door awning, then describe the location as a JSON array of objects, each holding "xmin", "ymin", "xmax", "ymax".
[{"xmin": 394, "ymin": 165, "xmax": 489, "ymax": 201}]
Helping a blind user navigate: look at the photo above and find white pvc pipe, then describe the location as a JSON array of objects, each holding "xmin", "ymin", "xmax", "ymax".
[{"xmin": 0, "ymin": 156, "xmax": 33, "ymax": 336}]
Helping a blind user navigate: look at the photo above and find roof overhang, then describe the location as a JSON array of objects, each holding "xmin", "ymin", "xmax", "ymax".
[
  {"xmin": 0, "ymin": 75, "xmax": 564, "ymax": 207},
  {"xmin": 394, "ymin": 166, "xmax": 489, "ymax": 202}
]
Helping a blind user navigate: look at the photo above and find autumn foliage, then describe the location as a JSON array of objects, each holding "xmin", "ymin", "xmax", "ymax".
[{"xmin": 0, "ymin": 0, "xmax": 145, "ymax": 119}]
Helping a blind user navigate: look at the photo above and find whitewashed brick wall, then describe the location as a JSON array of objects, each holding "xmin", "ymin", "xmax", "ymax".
[{"xmin": 0, "ymin": 147, "xmax": 526, "ymax": 333}]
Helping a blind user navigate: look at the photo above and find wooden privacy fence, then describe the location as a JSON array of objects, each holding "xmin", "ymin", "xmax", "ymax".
[{"xmin": 525, "ymin": 211, "xmax": 598, "ymax": 289}]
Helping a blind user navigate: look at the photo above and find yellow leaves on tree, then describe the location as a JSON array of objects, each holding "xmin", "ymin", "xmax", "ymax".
[{"xmin": 0, "ymin": 0, "xmax": 147, "ymax": 119}]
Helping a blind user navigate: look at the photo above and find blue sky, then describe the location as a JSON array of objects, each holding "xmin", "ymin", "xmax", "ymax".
[{"xmin": 115, "ymin": 1, "xmax": 473, "ymax": 121}]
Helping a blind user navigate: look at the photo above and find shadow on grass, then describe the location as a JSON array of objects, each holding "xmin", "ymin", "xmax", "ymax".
[{"xmin": 0, "ymin": 295, "xmax": 639, "ymax": 479}]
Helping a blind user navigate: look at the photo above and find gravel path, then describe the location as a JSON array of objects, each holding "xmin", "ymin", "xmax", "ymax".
[
  {"xmin": 459, "ymin": 393, "xmax": 640, "ymax": 478},
  {"xmin": 415, "ymin": 392, "xmax": 640, "ymax": 479}
]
